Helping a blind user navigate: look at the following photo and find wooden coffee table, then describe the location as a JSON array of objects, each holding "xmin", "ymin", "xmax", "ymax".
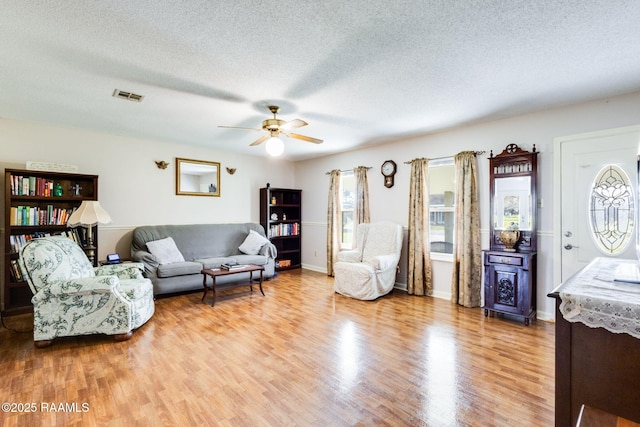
[{"xmin": 201, "ymin": 264, "xmax": 265, "ymax": 306}]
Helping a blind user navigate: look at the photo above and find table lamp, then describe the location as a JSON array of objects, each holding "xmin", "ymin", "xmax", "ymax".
[{"xmin": 67, "ymin": 200, "xmax": 112, "ymax": 264}]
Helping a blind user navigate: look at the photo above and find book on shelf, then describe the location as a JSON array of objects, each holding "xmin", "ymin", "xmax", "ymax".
[
  {"xmin": 268, "ymin": 222, "xmax": 300, "ymax": 238},
  {"xmin": 9, "ymin": 259, "xmax": 24, "ymax": 282},
  {"xmin": 8, "ymin": 229, "xmax": 83, "ymax": 253},
  {"xmin": 8, "ymin": 205, "xmax": 76, "ymax": 226},
  {"xmin": 10, "ymin": 174, "xmax": 55, "ymax": 197},
  {"xmin": 28, "ymin": 176, "xmax": 36, "ymax": 195}
]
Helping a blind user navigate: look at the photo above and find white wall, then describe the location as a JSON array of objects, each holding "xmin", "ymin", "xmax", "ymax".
[
  {"xmin": 0, "ymin": 118, "xmax": 295, "ymax": 263},
  {"xmin": 3, "ymin": 90, "xmax": 640, "ymax": 319},
  {"xmin": 294, "ymin": 90, "xmax": 640, "ymax": 321}
]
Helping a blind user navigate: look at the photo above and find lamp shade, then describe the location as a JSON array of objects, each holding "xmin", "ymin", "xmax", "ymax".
[
  {"xmin": 67, "ymin": 201, "xmax": 112, "ymax": 227},
  {"xmin": 265, "ymin": 136, "xmax": 284, "ymax": 157}
]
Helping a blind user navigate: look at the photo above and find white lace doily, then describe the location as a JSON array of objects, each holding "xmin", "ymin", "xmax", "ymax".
[{"xmin": 559, "ymin": 257, "xmax": 640, "ymax": 339}]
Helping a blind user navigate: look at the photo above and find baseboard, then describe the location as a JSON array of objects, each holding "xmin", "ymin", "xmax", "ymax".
[
  {"xmin": 536, "ymin": 310, "xmax": 554, "ymax": 322},
  {"xmin": 301, "ymin": 264, "xmax": 327, "ymax": 274}
]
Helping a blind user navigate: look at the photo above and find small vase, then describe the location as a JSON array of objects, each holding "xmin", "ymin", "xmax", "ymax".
[
  {"xmin": 500, "ymin": 230, "xmax": 520, "ymax": 252},
  {"xmin": 53, "ymin": 183, "xmax": 64, "ymax": 197}
]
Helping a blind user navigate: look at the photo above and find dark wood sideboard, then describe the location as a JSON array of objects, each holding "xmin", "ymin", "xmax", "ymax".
[{"xmin": 548, "ymin": 258, "xmax": 640, "ymax": 427}]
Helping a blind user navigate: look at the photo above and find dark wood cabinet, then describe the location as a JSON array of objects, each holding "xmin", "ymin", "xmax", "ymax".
[
  {"xmin": 548, "ymin": 258, "xmax": 640, "ymax": 427},
  {"xmin": 484, "ymin": 144, "xmax": 538, "ymax": 325},
  {"xmin": 3, "ymin": 168, "xmax": 98, "ymax": 315},
  {"xmin": 483, "ymin": 250, "xmax": 536, "ymax": 325},
  {"xmin": 260, "ymin": 187, "xmax": 301, "ymax": 270}
]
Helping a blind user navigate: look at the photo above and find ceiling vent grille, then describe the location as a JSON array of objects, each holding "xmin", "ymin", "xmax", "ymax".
[{"xmin": 112, "ymin": 89, "xmax": 144, "ymax": 102}]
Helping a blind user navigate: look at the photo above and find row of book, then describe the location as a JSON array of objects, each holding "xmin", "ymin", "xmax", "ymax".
[
  {"xmin": 268, "ymin": 222, "xmax": 300, "ymax": 238},
  {"xmin": 9, "ymin": 205, "xmax": 77, "ymax": 226},
  {"xmin": 10, "ymin": 174, "xmax": 56, "ymax": 197},
  {"xmin": 8, "ymin": 229, "xmax": 86, "ymax": 254}
]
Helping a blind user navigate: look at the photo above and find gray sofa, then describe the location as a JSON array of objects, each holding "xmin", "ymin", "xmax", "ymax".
[{"xmin": 131, "ymin": 223, "xmax": 276, "ymax": 295}]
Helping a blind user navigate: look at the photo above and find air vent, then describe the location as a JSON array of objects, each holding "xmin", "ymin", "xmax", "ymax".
[{"xmin": 112, "ymin": 89, "xmax": 144, "ymax": 102}]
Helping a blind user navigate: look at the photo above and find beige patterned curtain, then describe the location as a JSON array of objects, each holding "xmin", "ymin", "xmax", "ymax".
[
  {"xmin": 352, "ymin": 166, "xmax": 371, "ymax": 247},
  {"xmin": 327, "ymin": 170, "xmax": 342, "ymax": 276},
  {"xmin": 407, "ymin": 158, "xmax": 432, "ymax": 296},
  {"xmin": 451, "ymin": 151, "xmax": 482, "ymax": 307}
]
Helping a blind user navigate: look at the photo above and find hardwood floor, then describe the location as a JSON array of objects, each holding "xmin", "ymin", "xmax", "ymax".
[{"xmin": 0, "ymin": 269, "xmax": 554, "ymax": 426}]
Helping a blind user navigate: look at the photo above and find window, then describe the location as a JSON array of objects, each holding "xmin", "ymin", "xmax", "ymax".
[
  {"xmin": 589, "ymin": 164, "xmax": 634, "ymax": 254},
  {"xmin": 340, "ymin": 171, "xmax": 355, "ymax": 247},
  {"xmin": 339, "ymin": 160, "xmax": 456, "ymax": 254},
  {"xmin": 429, "ymin": 158, "xmax": 455, "ymax": 254}
]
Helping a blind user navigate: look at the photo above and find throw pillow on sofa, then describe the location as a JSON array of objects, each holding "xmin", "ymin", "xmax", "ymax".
[
  {"xmin": 146, "ymin": 237, "xmax": 185, "ymax": 264},
  {"xmin": 239, "ymin": 230, "xmax": 270, "ymax": 255}
]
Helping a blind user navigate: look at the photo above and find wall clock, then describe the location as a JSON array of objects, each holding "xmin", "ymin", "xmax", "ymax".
[{"xmin": 381, "ymin": 160, "xmax": 397, "ymax": 188}]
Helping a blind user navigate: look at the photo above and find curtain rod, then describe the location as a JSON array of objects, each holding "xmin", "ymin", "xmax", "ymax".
[
  {"xmin": 325, "ymin": 166, "xmax": 372, "ymax": 175},
  {"xmin": 403, "ymin": 150, "xmax": 486, "ymax": 164}
]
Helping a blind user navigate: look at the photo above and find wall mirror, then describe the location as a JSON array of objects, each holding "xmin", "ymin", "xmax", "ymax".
[
  {"xmin": 494, "ymin": 176, "xmax": 532, "ymax": 231},
  {"xmin": 176, "ymin": 158, "xmax": 220, "ymax": 196},
  {"xmin": 489, "ymin": 144, "xmax": 538, "ymax": 252}
]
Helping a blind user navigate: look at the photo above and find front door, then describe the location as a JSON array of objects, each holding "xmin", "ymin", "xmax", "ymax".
[{"xmin": 557, "ymin": 125, "xmax": 640, "ymax": 282}]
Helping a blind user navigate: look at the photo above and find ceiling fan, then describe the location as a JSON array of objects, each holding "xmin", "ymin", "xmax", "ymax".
[{"xmin": 219, "ymin": 105, "xmax": 323, "ymax": 154}]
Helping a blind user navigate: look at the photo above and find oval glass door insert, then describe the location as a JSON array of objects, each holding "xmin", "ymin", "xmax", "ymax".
[{"xmin": 589, "ymin": 164, "xmax": 634, "ymax": 254}]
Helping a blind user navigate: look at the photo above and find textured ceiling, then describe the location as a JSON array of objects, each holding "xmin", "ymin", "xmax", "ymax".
[{"xmin": 2, "ymin": 1, "xmax": 640, "ymax": 160}]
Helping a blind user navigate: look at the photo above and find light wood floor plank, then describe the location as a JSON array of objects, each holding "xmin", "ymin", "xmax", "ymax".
[{"xmin": 0, "ymin": 269, "xmax": 554, "ymax": 426}]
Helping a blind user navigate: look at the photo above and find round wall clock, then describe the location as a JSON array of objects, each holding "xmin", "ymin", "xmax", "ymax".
[{"xmin": 381, "ymin": 160, "xmax": 397, "ymax": 188}]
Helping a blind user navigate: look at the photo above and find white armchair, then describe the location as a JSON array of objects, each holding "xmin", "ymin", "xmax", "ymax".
[{"xmin": 333, "ymin": 222, "xmax": 403, "ymax": 300}]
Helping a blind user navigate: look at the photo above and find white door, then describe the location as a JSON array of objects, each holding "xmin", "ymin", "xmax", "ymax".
[{"xmin": 558, "ymin": 126, "xmax": 640, "ymax": 281}]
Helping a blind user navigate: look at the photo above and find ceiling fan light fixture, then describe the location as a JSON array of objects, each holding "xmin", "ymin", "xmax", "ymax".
[
  {"xmin": 265, "ymin": 136, "xmax": 284, "ymax": 157},
  {"xmin": 218, "ymin": 105, "xmax": 322, "ymax": 156}
]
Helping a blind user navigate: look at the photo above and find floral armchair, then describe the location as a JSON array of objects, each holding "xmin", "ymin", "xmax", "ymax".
[
  {"xmin": 18, "ymin": 236, "xmax": 154, "ymax": 347},
  {"xmin": 333, "ymin": 222, "xmax": 403, "ymax": 300}
]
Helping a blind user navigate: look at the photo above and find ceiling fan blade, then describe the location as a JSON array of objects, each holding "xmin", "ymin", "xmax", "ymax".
[
  {"xmin": 280, "ymin": 119, "xmax": 308, "ymax": 131},
  {"xmin": 249, "ymin": 134, "xmax": 270, "ymax": 146},
  {"xmin": 285, "ymin": 132, "xmax": 323, "ymax": 144},
  {"xmin": 218, "ymin": 125, "xmax": 262, "ymax": 132}
]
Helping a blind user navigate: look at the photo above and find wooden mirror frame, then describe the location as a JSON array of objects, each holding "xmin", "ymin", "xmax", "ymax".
[
  {"xmin": 489, "ymin": 144, "xmax": 538, "ymax": 252},
  {"xmin": 176, "ymin": 158, "xmax": 220, "ymax": 197}
]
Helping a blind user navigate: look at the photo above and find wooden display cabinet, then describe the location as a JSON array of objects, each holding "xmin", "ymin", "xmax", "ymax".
[
  {"xmin": 483, "ymin": 144, "xmax": 538, "ymax": 325},
  {"xmin": 260, "ymin": 187, "xmax": 301, "ymax": 270}
]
